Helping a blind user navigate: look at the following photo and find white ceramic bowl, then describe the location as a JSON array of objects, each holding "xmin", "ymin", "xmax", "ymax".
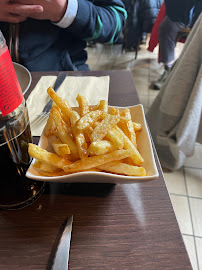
[
  {"xmin": 26, "ymin": 105, "xmax": 159, "ymax": 184},
  {"xmin": 13, "ymin": 62, "xmax": 32, "ymax": 95}
]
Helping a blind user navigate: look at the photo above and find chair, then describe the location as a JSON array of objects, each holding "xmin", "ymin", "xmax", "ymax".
[{"xmin": 175, "ymin": 27, "xmax": 191, "ymax": 43}]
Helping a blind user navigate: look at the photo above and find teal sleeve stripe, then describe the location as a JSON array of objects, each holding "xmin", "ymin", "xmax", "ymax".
[
  {"xmin": 113, "ymin": 6, "xmax": 127, "ymax": 19},
  {"xmin": 85, "ymin": 15, "xmax": 103, "ymax": 41},
  {"xmin": 106, "ymin": 6, "xmax": 122, "ymax": 44}
]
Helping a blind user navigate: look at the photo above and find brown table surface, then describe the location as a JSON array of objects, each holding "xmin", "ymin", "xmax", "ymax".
[{"xmin": 0, "ymin": 70, "xmax": 192, "ymax": 270}]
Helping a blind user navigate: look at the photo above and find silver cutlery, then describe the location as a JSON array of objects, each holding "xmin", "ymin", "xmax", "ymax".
[
  {"xmin": 47, "ymin": 216, "xmax": 73, "ymax": 270},
  {"xmin": 37, "ymin": 71, "xmax": 67, "ymax": 118}
]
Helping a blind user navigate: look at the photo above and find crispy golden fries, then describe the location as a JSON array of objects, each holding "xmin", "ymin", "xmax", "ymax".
[
  {"xmin": 119, "ymin": 108, "xmax": 137, "ymax": 147},
  {"xmin": 47, "ymin": 87, "xmax": 72, "ymax": 118},
  {"xmin": 51, "ymin": 106, "xmax": 78, "ymax": 154},
  {"xmin": 88, "ymin": 140, "xmax": 114, "ymax": 155},
  {"xmin": 90, "ymin": 114, "xmax": 120, "ymax": 142},
  {"xmin": 115, "ymin": 126, "xmax": 144, "ymax": 166},
  {"xmin": 76, "ymin": 110, "xmax": 103, "ymax": 130},
  {"xmin": 99, "ymin": 161, "xmax": 146, "ymax": 176},
  {"xmin": 28, "ymin": 89, "xmax": 146, "ymax": 177},
  {"xmin": 76, "ymin": 94, "xmax": 89, "ymax": 117},
  {"xmin": 45, "ymin": 109, "xmax": 57, "ymax": 137},
  {"xmin": 51, "ymin": 138, "xmax": 70, "ymax": 156},
  {"xmin": 63, "ymin": 149, "xmax": 131, "ymax": 173},
  {"xmin": 133, "ymin": 122, "xmax": 142, "ymax": 132},
  {"xmin": 105, "ymin": 127, "xmax": 124, "ymax": 149},
  {"xmin": 69, "ymin": 110, "xmax": 88, "ymax": 160},
  {"xmin": 97, "ymin": 100, "xmax": 108, "ymax": 113},
  {"xmin": 29, "ymin": 143, "xmax": 72, "ymax": 169},
  {"xmin": 33, "ymin": 160, "xmax": 62, "ymax": 173}
]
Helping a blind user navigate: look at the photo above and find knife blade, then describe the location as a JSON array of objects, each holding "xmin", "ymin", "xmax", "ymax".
[
  {"xmin": 48, "ymin": 216, "xmax": 73, "ymax": 270},
  {"xmin": 42, "ymin": 71, "xmax": 67, "ymax": 113}
]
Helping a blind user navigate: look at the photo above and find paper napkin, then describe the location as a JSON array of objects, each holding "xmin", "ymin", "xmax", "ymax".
[{"xmin": 26, "ymin": 75, "xmax": 110, "ymax": 136}]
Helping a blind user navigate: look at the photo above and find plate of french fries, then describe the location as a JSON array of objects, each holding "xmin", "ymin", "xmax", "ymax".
[{"xmin": 26, "ymin": 87, "xmax": 159, "ymax": 184}]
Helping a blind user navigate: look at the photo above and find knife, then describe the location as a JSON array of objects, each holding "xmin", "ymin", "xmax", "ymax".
[
  {"xmin": 47, "ymin": 216, "xmax": 73, "ymax": 270},
  {"xmin": 42, "ymin": 71, "xmax": 67, "ymax": 114}
]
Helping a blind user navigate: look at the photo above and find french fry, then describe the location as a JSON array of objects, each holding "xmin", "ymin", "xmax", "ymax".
[
  {"xmin": 115, "ymin": 126, "xmax": 144, "ymax": 166},
  {"xmin": 75, "ymin": 133, "xmax": 88, "ymax": 159},
  {"xmin": 51, "ymin": 138, "xmax": 70, "ymax": 156},
  {"xmin": 84, "ymin": 121, "xmax": 100, "ymax": 142},
  {"xmin": 133, "ymin": 122, "xmax": 142, "ymax": 132},
  {"xmin": 67, "ymin": 153, "xmax": 80, "ymax": 162},
  {"xmin": 83, "ymin": 126, "xmax": 93, "ymax": 143},
  {"xmin": 44, "ymin": 109, "xmax": 57, "ymax": 137},
  {"xmin": 90, "ymin": 114, "xmax": 120, "ymax": 142},
  {"xmin": 88, "ymin": 140, "xmax": 113, "ymax": 155},
  {"xmin": 98, "ymin": 161, "xmax": 146, "ymax": 176},
  {"xmin": 111, "ymin": 107, "xmax": 120, "ymax": 115},
  {"xmin": 69, "ymin": 110, "xmax": 88, "ymax": 160},
  {"xmin": 120, "ymin": 108, "xmax": 137, "ymax": 147},
  {"xmin": 51, "ymin": 106, "xmax": 78, "ymax": 154},
  {"xmin": 33, "ymin": 160, "xmax": 62, "ymax": 173},
  {"xmin": 120, "ymin": 108, "xmax": 131, "ymax": 119},
  {"xmin": 76, "ymin": 94, "xmax": 89, "ymax": 117},
  {"xmin": 105, "ymin": 127, "xmax": 124, "ymax": 149},
  {"xmin": 69, "ymin": 110, "xmax": 80, "ymax": 126},
  {"xmin": 28, "ymin": 143, "xmax": 72, "ymax": 169},
  {"xmin": 47, "ymin": 87, "xmax": 72, "ymax": 120},
  {"xmin": 63, "ymin": 149, "xmax": 131, "ymax": 173},
  {"xmin": 97, "ymin": 100, "xmax": 108, "ymax": 113},
  {"xmin": 76, "ymin": 110, "xmax": 103, "ymax": 130},
  {"xmin": 90, "ymin": 100, "xmax": 108, "ymax": 113},
  {"xmin": 122, "ymin": 157, "xmax": 135, "ymax": 165},
  {"xmin": 60, "ymin": 111, "xmax": 71, "ymax": 132}
]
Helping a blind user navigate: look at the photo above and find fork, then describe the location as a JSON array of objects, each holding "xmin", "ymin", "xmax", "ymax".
[{"xmin": 37, "ymin": 72, "xmax": 67, "ymax": 119}]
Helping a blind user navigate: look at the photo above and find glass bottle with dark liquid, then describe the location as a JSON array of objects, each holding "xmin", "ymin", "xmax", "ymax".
[{"xmin": 0, "ymin": 30, "xmax": 45, "ymax": 209}]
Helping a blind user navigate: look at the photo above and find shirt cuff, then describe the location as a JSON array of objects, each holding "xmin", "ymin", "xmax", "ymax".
[{"xmin": 52, "ymin": 0, "xmax": 78, "ymax": 28}]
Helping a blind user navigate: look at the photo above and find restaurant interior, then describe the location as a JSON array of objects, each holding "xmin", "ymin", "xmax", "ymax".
[
  {"xmin": 86, "ymin": 38, "xmax": 202, "ymax": 270},
  {"xmin": 0, "ymin": 1, "xmax": 202, "ymax": 269}
]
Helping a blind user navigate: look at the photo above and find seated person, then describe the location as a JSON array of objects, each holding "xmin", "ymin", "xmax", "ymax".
[
  {"xmin": 0, "ymin": 0, "xmax": 127, "ymax": 71},
  {"xmin": 153, "ymin": 0, "xmax": 202, "ymax": 90}
]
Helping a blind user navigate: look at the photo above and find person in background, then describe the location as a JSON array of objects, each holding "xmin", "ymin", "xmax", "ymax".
[
  {"xmin": 0, "ymin": 0, "xmax": 127, "ymax": 71},
  {"xmin": 122, "ymin": 0, "xmax": 163, "ymax": 51},
  {"xmin": 153, "ymin": 0, "xmax": 202, "ymax": 90}
]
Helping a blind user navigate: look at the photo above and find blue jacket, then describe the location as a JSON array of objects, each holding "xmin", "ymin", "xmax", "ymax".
[{"xmin": 0, "ymin": 0, "xmax": 126, "ymax": 71}]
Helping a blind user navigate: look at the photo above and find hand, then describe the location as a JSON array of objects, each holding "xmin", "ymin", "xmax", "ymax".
[
  {"xmin": 10, "ymin": 0, "xmax": 68, "ymax": 22},
  {"xmin": 0, "ymin": 0, "xmax": 28, "ymax": 23}
]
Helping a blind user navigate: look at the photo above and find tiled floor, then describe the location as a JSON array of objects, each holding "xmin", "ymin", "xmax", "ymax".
[{"xmin": 86, "ymin": 40, "xmax": 202, "ymax": 270}]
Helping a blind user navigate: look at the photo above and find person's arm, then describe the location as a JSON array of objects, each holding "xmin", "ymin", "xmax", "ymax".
[
  {"xmin": 65, "ymin": 0, "xmax": 127, "ymax": 44},
  {"xmin": 67, "ymin": 0, "xmax": 127, "ymax": 44},
  {"xmin": 53, "ymin": 0, "xmax": 127, "ymax": 44},
  {"xmin": 11, "ymin": 0, "xmax": 127, "ymax": 44}
]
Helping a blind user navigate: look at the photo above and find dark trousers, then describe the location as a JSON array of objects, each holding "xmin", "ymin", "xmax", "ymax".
[{"xmin": 158, "ymin": 16, "xmax": 186, "ymax": 64}]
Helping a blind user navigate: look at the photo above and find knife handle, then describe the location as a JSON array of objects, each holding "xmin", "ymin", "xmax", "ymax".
[{"xmin": 42, "ymin": 72, "xmax": 67, "ymax": 114}]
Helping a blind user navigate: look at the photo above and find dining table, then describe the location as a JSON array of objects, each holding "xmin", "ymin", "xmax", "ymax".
[{"xmin": 0, "ymin": 70, "xmax": 192, "ymax": 270}]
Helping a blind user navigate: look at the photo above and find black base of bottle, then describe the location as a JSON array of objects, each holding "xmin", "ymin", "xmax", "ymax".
[{"xmin": 0, "ymin": 182, "xmax": 45, "ymax": 210}]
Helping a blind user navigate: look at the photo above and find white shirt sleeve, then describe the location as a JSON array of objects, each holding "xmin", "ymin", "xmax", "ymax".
[{"xmin": 52, "ymin": 0, "xmax": 78, "ymax": 28}]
